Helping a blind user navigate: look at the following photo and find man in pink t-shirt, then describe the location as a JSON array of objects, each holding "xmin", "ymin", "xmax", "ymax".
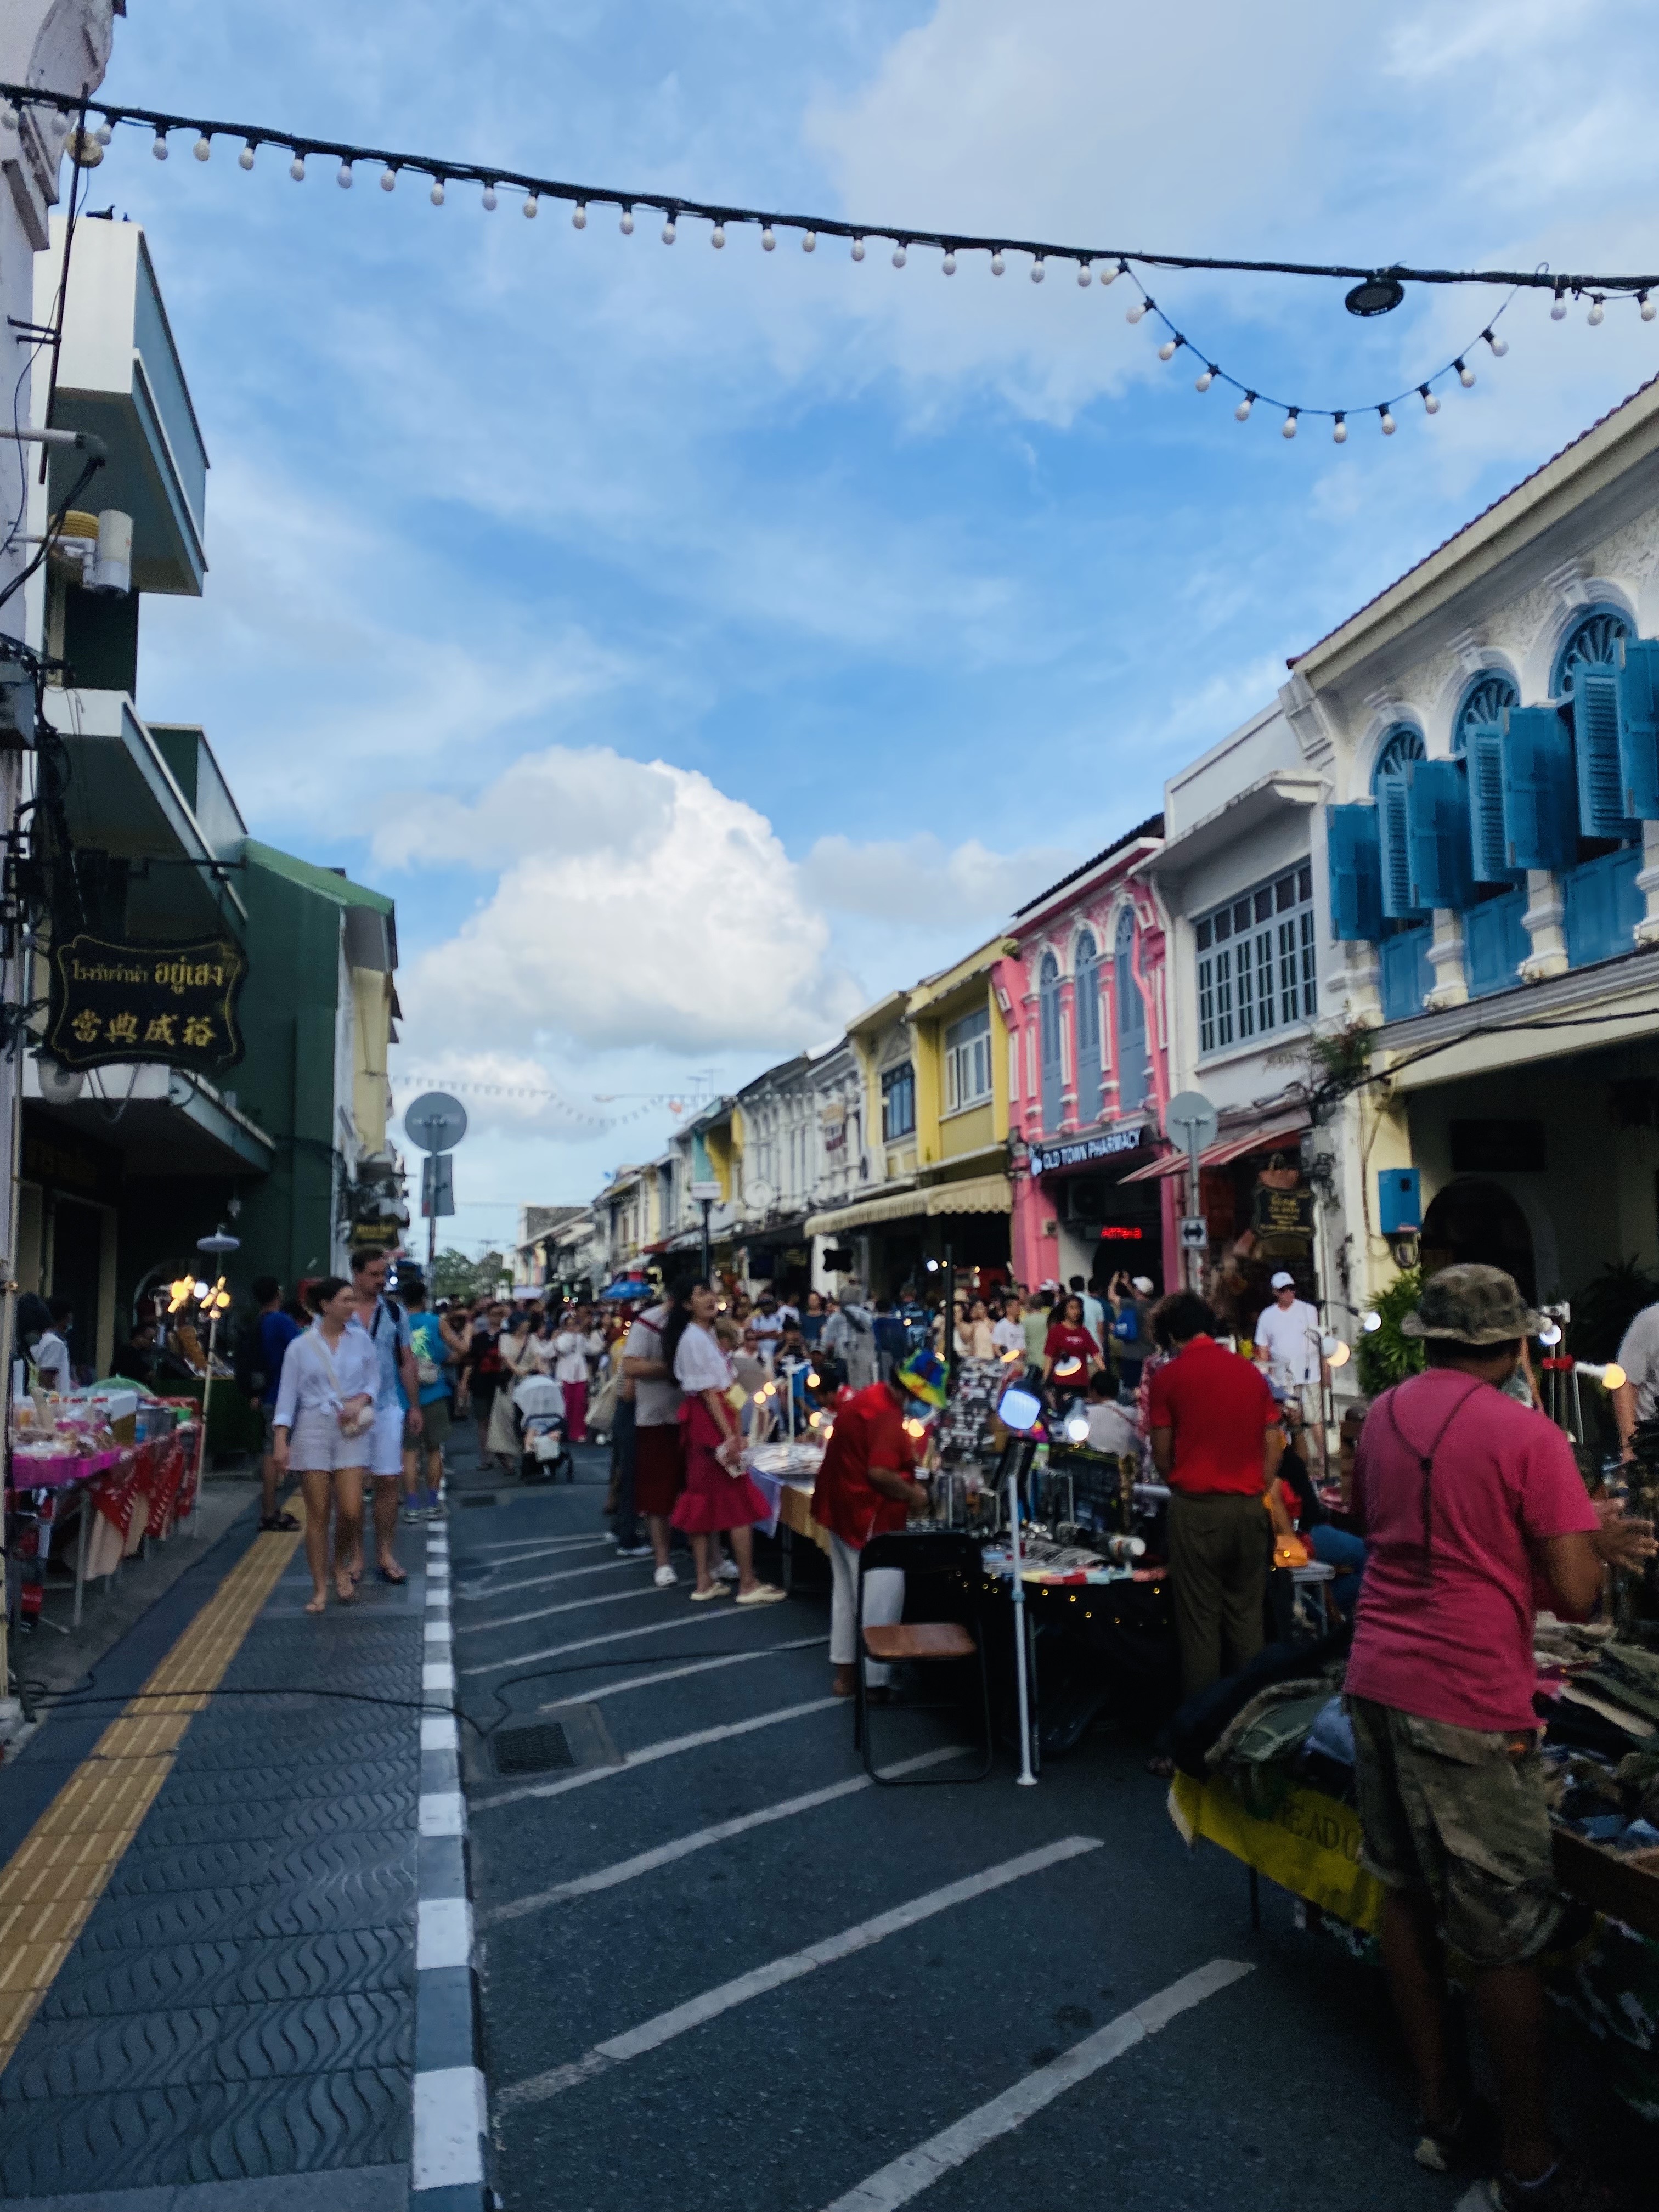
[{"xmin": 1348, "ymin": 1265, "xmax": 1654, "ymax": 2210}]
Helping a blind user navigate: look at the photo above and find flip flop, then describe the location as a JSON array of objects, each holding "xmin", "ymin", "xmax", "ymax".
[
  {"xmin": 377, "ymin": 1562, "xmax": 407, "ymax": 1585},
  {"xmin": 304, "ymin": 1593, "xmax": 328, "ymax": 1615}
]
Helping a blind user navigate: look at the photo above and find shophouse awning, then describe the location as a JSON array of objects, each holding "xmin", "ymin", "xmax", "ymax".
[
  {"xmin": 925, "ymin": 1173, "xmax": 1012, "ymax": 1216},
  {"xmin": 1118, "ymin": 1114, "xmax": 1309, "ymax": 1184},
  {"xmin": 804, "ymin": 1188, "xmax": 924, "ymax": 1236}
]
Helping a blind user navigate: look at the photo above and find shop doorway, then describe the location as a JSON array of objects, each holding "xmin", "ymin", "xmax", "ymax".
[
  {"xmin": 50, "ymin": 1197, "xmax": 107, "ymax": 1382},
  {"xmin": 1419, "ymin": 1177, "xmax": 1536, "ymax": 1301}
]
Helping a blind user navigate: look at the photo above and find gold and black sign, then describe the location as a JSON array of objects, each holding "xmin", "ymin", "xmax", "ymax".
[
  {"xmin": 1251, "ymin": 1179, "xmax": 1314, "ymax": 1259},
  {"xmin": 47, "ymin": 933, "xmax": 247, "ymax": 1073}
]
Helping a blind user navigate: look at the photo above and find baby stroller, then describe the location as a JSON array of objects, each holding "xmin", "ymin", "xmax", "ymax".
[{"xmin": 514, "ymin": 1373, "xmax": 575, "ymax": 1485}]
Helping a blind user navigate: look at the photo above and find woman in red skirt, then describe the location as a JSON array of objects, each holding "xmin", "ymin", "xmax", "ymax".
[{"xmin": 664, "ymin": 1280, "xmax": 785, "ymax": 1605}]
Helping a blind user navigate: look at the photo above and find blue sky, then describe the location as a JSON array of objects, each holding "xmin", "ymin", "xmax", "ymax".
[{"xmin": 97, "ymin": 0, "xmax": 1659, "ymax": 1248}]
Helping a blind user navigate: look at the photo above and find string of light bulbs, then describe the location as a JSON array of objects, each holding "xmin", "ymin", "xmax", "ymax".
[
  {"xmin": 7, "ymin": 78, "xmax": 1655, "ymax": 445},
  {"xmin": 394, "ymin": 1073, "xmax": 716, "ymax": 1129}
]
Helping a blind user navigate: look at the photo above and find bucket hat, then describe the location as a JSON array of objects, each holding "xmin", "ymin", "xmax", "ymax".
[
  {"xmin": 896, "ymin": 1346, "xmax": 949, "ymax": 1408},
  {"xmin": 1399, "ymin": 1263, "xmax": 1543, "ymax": 1345}
]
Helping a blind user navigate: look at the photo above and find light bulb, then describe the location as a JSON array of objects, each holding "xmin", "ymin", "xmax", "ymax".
[
  {"xmin": 239, "ymin": 142, "xmax": 256, "ymax": 170},
  {"xmin": 1333, "ymin": 415, "xmax": 1348, "ymax": 443},
  {"xmin": 761, "ymin": 225, "xmax": 776, "ymax": 250},
  {"xmin": 1588, "ymin": 298, "xmax": 1605, "ymax": 326},
  {"xmin": 1100, "ymin": 261, "xmax": 1120, "ymax": 286},
  {"xmin": 380, "ymin": 166, "xmax": 397, "ymax": 191},
  {"xmin": 802, "ymin": 230, "xmax": 816, "ymax": 252},
  {"xmin": 1551, "ymin": 294, "xmax": 1567, "ymax": 320},
  {"xmin": 1644, "ymin": 294, "xmax": 1657, "ymax": 323},
  {"xmin": 1126, "ymin": 300, "xmax": 1147, "ymax": 323},
  {"xmin": 1077, "ymin": 262, "xmax": 1092, "ymax": 286},
  {"xmin": 1282, "ymin": 411, "xmax": 1299, "ymax": 439},
  {"xmin": 620, "ymin": 206, "xmax": 635, "ymax": 233},
  {"xmin": 430, "ymin": 178, "xmax": 445, "ymax": 205},
  {"xmin": 1486, "ymin": 328, "xmax": 1509, "ymax": 356},
  {"xmin": 1604, "ymin": 1362, "xmax": 1628, "ymax": 1391},
  {"xmin": 1361, "ymin": 1311, "xmax": 1381, "ymax": 1332},
  {"xmin": 193, "ymin": 1280, "xmax": 211, "ymax": 1301},
  {"xmin": 289, "ymin": 153, "xmax": 306, "ymax": 182},
  {"xmin": 94, "ymin": 121, "xmax": 112, "ymax": 146},
  {"xmin": 1194, "ymin": 367, "xmax": 1214, "ymax": 392},
  {"xmin": 891, "ymin": 242, "xmax": 906, "ymax": 267},
  {"xmin": 152, "ymin": 132, "xmax": 169, "ymax": 160},
  {"xmin": 1326, "ymin": 1340, "xmax": 1351, "ymax": 1369},
  {"xmin": 523, "ymin": 193, "xmax": 538, "ymax": 217},
  {"xmin": 991, "ymin": 251, "xmax": 1005, "ymax": 275},
  {"xmin": 1421, "ymin": 386, "xmax": 1440, "ymax": 415},
  {"xmin": 482, "ymin": 184, "xmax": 498, "ymax": 211},
  {"xmin": 712, "ymin": 223, "xmax": 726, "ymax": 248},
  {"xmin": 337, "ymin": 162, "xmax": 353, "ymax": 189},
  {"xmin": 1064, "ymin": 1411, "xmax": 1091, "ymax": 1443},
  {"xmin": 659, "ymin": 216, "xmax": 675, "ymax": 242},
  {"xmin": 193, "ymin": 135, "xmax": 212, "ymax": 162},
  {"xmin": 1158, "ymin": 337, "xmax": 1177, "ymax": 360},
  {"xmin": 851, "ymin": 236, "xmax": 866, "ymax": 261},
  {"xmin": 1234, "ymin": 394, "xmax": 1254, "ymax": 421},
  {"xmin": 1380, "ymin": 408, "xmax": 1397, "ymax": 435},
  {"xmin": 942, "ymin": 250, "xmax": 956, "ymax": 275},
  {"xmin": 572, "ymin": 201, "xmax": 586, "ymax": 228},
  {"xmin": 1538, "ymin": 1321, "xmax": 1562, "ymax": 1346},
  {"xmin": 1030, "ymin": 257, "xmax": 1045, "ymax": 283},
  {"xmin": 1457, "ymin": 358, "xmax": 1475, "ymax": 386}
]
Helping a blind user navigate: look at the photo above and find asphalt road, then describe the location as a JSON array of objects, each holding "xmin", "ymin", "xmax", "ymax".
[{"xmin": 441, "ymin": 1429, "xmax": 1608, "ymax": 2212}]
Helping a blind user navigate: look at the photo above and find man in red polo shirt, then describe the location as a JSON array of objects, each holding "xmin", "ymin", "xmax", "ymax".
[
  {"xmin": 1147, "ymin": 1291, "xmax": 1283, "ymax": 1700},
  {"xmin": 811, "ymin": 1350, "xmax": 946, "ymax": 1698}
]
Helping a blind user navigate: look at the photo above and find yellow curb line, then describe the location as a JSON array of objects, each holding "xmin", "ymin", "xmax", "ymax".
[{"xmin": 0, "ymin": 1530, "xmax": 301, "ymax": 2074}]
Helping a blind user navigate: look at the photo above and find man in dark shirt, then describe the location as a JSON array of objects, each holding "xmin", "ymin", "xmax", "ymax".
[
  {"xmin": 247, "ymin": 1274, "xmax": 302, "ymax": 1532},
  {"xmin": 1147, "ymin": 1291, "xmax": 1283, "ymax": 1700}
]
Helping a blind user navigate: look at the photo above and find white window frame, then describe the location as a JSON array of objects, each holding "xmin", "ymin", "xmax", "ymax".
[
  {"xmin": 944, "ymin": 1006, "xmax": 993, "ymax": 1114},
  {"xmin": 1194, "ymin": 861, "xmax": 1317, "ymax": 1058}
]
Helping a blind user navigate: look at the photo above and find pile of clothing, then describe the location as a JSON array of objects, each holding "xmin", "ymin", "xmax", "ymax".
[{"xmin": 1536, "ymin": 1626, "xmax": 1659, "ymax": 1860}]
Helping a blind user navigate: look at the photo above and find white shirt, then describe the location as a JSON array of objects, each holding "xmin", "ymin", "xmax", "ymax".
[
  {"xmin": 991, "ymin": 1316, "xmax": 1025, "ymax": 1358},
  {"xmin": 1078, "ymin": 1292, "xmax": 1106, "ymax": 1339},
  {"xmin": 1085, "ymin": 1400, "xmax": 1140, "ymax": 1456},
  {"xmin": 33, "ymin": 1329, "xmax": 71, "ymax": 1391},
  {"xmin": 551, "ymin": 1329, "xmax": 599, "ymax": 1385},
  {"xmin": 624, "ymin": 1306, "xmax": 681, "ymax": 1428},
  {"xmin": 1255, "ymin": 1299, "xmax": 1321, "ymax": 1387},
  {"xmin": 751, "ymin": 1311, "xmax": 786, "ymax": 1346},
  {"xmin": 273, "ymin": 1321, "xmax": 379, "ymax": 1432},
  {"xmin": 674, "ymin": 1321, "xmax": 733, "ymax": 1395}
]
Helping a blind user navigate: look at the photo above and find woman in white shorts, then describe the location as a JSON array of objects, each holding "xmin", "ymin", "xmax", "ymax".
[{"xmin": 272, "ymin": 1277, "xmax": 379, "ymax": 1613}]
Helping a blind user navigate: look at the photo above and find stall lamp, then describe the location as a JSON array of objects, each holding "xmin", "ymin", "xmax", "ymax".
[
  {"xmin": 1538, "ymin": 1322, "xmax": 1563, "ymax": 1347},
  {"xmin": 925, "ymin": 1259, "xmax": 940, "ymax": 1272},
  {"xmin": 1359, "ymin": 1311, "xmax": 1382, "ymax": 1333},
  {"xmin": 806, "ymin": 1370, "xmax": 820, "ymax": 1389},
  {"xmin": 1053, "ymin": 1356, "xmax": 1084, "ymax": 1380},
  {"xmin": 192, "ymin": 1279, "xmax": 211, "ymax": 1301},
  {"xmin": 1578, "ymin": 1361, "xmax": 1627, "ymax": 1390},
  {"xmin": 167, "ymin": 1274, "xmax": 195, "ymax": 1313},
  {"xmin": 998, "ymin": 1385, "xmax": 1044, "ymax": 1435},
  {"xmin": 1323, "ymin": 1338, "xmax": 1351, "ymax": 1369},
  {"xmin": 1064, "ymin": 1409, "xmax": 1091, "ymax": 1443},
  {"xmin": 904, "ymin": 1417, "xmax": 927, "ymax": 1438}
]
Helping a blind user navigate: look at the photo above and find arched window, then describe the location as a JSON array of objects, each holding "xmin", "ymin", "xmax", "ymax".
[
  {"xmin": 1073, "ymin": 930, "xmax": 1101, "ymax": 1124},
  {"xmin": 1452, "ymin": 671, "xmax": 1519, "ymax": 755},
  {"xmin": 1370, "ymin": 723, "xmax": 1427, "ymax": 918},
  {"xmin": 1115, "ymin": 909, "xmax": 1148, "ymax": 1110},
  {"xmin": 1370, "ymin": 722, "xmax": 1425, "ymax": 793},
  {"xmin": 1038, "ymin": 951, "xmax": 1063, "ymax": 1135},
  {"xmin": 1553, "ymin": 604, "xmax": 1631, "ymax": 699}
]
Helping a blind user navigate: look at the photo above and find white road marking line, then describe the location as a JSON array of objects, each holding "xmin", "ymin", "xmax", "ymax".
[
  {"xmin": 411, "ymin": 2064, "xmax": 487, "ymax": 2192},
  {"xmin": 474, "ymin": 1696, "xmax": 842, "ymax": 1813},
  {"xmin": 421, "ymin": 1713, "xmax": 459, "ymax": 1753},
  {"xmin": 458, "ymin": 1533, "xmax": 614, "ymax": 1562},
  {"xmin": 522, "ymin": 1634, "xmax": 830, "ymax": 1707},
  {"xmin": 422, "ymin": 1660, "xmax": 456, "ymax": 1694},
  {"xmin": 417, "ymin": 1895, "xmax": 474, "ymax": 1970},
  {"xmin": 455, "ymin": 1557, "xmax": 647, "ymax": 1602},
  {"xmin": 419, "ymin": 1790, "xmax": 466, "ymax": 1838},
  {"xmin": 815, "ymin": 1957, "xmax": 1253, "ymax": 2212},
  {"xmin": 459, "ymin": 1599, "xmax": 775, "ymax": 1677},
  {"xmin": 455, "ymin": 1582, "xmax": 668, "ymax": 1637},
  {"xmin": 479, "ymin": 1746, "xmax": 969, "ymax": 1925},
  {"xmin": 496, "ymin": 1836, "xmax": 1104, "ymax": 2110}
]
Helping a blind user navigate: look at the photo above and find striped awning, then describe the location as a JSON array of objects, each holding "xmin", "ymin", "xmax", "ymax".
[
  {"xmin": 804, "ymin": 1188, "xmax": 926, "ymax": 1236},
  {"xmin": 1118, "ymin": 1115, "xmax": 1310, "ymax": 1184},
  {"xmin": 925, "ymin": 1173, "xmax": 1013, "ymax": 1216}
]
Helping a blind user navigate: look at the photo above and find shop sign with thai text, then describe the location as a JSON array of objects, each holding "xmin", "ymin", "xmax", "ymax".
[
  {"xmin": 47, "ymin": 934, "xmax": 247, "ymax": 1074},
  {"xmin": 1028, "ymin": 1128, "xmax": 1147, "ymax": 1177}
]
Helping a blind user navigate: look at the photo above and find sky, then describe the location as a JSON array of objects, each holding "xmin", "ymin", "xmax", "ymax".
[{"xmin": 87, "ymin": 0, "xmax": 1659, "ymax": 1252}]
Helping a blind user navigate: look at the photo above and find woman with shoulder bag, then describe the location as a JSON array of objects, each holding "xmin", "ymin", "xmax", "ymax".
[
  {"xmin": 272, "ymin": 1277, "xmax": 380, "ymax": 1614},
  {"xmin": 664, "ymin": 1281, "xmax": 785, "ymax": 1605}
]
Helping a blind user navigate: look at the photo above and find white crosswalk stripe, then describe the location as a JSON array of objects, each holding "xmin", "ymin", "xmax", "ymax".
[{"xmin": 473, "ymin": 1696, "xmax": 842, "ymax": 1813}]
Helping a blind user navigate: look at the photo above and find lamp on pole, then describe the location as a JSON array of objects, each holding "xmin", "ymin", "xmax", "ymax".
[{"xmin": 690, "ymin": 1181, "xmax": 721, "ymax": 1282}]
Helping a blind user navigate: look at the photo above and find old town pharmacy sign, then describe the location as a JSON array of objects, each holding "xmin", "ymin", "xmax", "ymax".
[
  {"xmin": 1028, "ymin": 1128, "xmax": 1146, "ymax": 1177},
  {"xmin": 47, "ymin": 934, "xmax": 247, "ymax": 1074}
]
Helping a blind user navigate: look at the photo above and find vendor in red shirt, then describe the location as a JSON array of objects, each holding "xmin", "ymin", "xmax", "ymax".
[
  {"xmin": 1041, "ymin": 1294, "xmax": 1103, "ymax": 1389},
  {"xmin": 1147, "ymin": 1290, "xmax": 1283, "ymax": 1702},
  {"xmin": 1346, "ymin": 1265, "xmax": 1655, "ymax": 2207},
  {"xmin": 811, "ymin": 1348, "xmax": 948, "ymax": 1699}
]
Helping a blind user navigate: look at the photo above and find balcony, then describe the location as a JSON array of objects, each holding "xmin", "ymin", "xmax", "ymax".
[{"xmin": 36, "ymin": 216, "xmax": 207, "ymax": 596}]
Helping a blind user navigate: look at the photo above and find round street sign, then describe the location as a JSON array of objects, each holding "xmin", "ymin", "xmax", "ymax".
[
  {"xmin": 1163, "ymin": 1090, "xmax": 1219, "ymax": 1155},
  {"xmin": 403, "ymin": 1091, "xmax": 469, "ymax": 1153}
]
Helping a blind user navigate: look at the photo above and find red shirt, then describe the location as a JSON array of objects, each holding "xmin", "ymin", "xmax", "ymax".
[
  {"xmin": 1043, "ymin": 1323, "xmax": 1101, "ymax": 1376},
  {"xmin": 810, "ymin": 1381, "xmax": 918, "ymax": 1549},
  {"xmin": 1147, "ymin": 1335, "xmax": 1279, "ymax": 1496},
  {"xmin": 1346, "ymin": 1370, "xmax": 1599, "ymax": 1733}
]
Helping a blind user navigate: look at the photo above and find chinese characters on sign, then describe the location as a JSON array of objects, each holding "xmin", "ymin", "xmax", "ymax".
[{"xmin": 48, "ymin": 935, "xmax": 247, "ymax": 1074}]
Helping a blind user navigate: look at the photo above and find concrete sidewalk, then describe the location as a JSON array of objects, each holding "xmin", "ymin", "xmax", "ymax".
[{"xmin": 0, "ymin": 1489, "xmax": 478, "ymax": 2211}]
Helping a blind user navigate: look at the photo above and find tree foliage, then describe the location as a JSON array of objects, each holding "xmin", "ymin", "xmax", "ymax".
[{"xmin": 1354, "ymin": 1266, "xmax": 1427, "ymax": 1398}]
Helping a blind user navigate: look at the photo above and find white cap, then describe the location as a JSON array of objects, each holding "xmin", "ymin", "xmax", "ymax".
[
  {"xmin": 1131, "ymin": 1276, "xmax": 1154, "ymax": 1294},
  {"xmin": 1269, "ymin": 1270, "xmax": 1295, "ymax": 1289}
]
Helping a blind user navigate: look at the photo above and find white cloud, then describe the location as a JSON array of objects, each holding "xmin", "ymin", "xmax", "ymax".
[{"xmin": 799, "ymin": 832, "xmax": 1076, "ymax": 925}]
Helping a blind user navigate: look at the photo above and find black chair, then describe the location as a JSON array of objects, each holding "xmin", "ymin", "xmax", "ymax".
[{"xmin": 854, "ymin": 1531, "xmax": 993, "ymax": 1784}]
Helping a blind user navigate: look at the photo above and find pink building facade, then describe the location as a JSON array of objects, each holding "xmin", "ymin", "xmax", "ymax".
[{"xmin": 994, "ymin": 816, "xmax": 1178, "ymax": 1296}]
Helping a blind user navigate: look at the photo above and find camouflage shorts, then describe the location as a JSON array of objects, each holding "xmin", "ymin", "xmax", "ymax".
[{"xmin": 1347, "ymin": 1696, "xmax": 1561, "ymax": 1968}]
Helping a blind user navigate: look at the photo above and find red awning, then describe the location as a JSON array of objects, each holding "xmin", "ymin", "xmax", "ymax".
[{"xmin": 1117, "ymin": 1115, "xmax": 1310, "ymax": 1184}]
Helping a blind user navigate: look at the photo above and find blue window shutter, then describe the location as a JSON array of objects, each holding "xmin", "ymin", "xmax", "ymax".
[
  {"xmin": 1501, "ymin": 706, "xmax": 1578, "ymax": 872},
  {"xmin": 1574, "ymin": 663, "xmax": 1636, "ymax": 838},
  {"xmin": 1617, "ymin": 637, "xmax": 1659, "ymax": 820},
  {"xmin": 1405, "ymin": 758, "xmax": 1474, "ymax": 910},
  {"xmin": 1466, "ymin": 721, "xmax": 1516, "ymax": 882},
  {"xmin": 1378, "ymin": 774, "xmax": 1425, "ymax": 919},
  {"xmin": 1326, "ymin": 804, "xmax": 1382, "ymax": 940}
]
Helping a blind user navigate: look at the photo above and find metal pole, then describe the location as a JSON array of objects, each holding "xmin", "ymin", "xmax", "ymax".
[
  {"xmin": 1007, "ymin": 1444, "xmax": 1037, "ymax": 1786},
  {"xmin": 1184, "ymin": 1139, "xmax": 1201, "ymax": 1292},
  {"xmin": 191, "ymin": 1305, "xmax": 219, "ymax": 1536},
  {"xmin": 699, "ymin": 1198, "xmax": 712, "ymax": 1283},
  {"xmin": 941, "ymin": 1238, "xmax": 955, "ymax": 1387}
]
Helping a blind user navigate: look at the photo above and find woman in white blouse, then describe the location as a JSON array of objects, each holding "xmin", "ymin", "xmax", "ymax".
[
  {"xmin": 550, "ymin": 1309, "xmax": 603, "ymax": 1442},
  {"xmin": 486, "ymin": 1312, "xmax": 535, "ymax": 1465},
  {"xmin": 272, "ymin": 1277, "xmax": 379, "ymax": 1614},
  {"xmin": 662, "ymin": 1281, "xmax": 785, "ymax": 1604}
]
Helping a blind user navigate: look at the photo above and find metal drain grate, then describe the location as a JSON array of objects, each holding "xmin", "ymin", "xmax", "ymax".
[
  {"xmin": 459, "ymin": 1492, "xmax": 499, "ymax": 1509},
  {"xmin": 493, "ymin": 1721, "xmax": 574, "ymax": 1776}
]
